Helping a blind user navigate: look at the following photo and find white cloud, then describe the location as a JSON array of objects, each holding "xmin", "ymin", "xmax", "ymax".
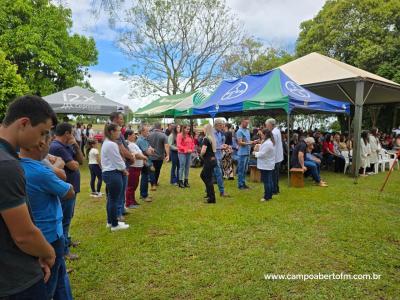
[
  {"xmin": 87, "ymin": 70, "xmax": 154, "ymax": 111},
  {"xmin": 227, "ymin": 0, "xmax": 326, "ymax": 45}
]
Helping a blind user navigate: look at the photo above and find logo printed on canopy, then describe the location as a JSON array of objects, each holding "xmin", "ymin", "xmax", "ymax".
[
  {"xmin": 285, "ymin": 81, "xmax": 310, "ymax": 98},
  {"xmin": 61, "ymin": 93, "xmax": 99, "ymax": 111},
  {"xmin": 221, "ymin": 81, "xmax": 248, "ymax": 100}
]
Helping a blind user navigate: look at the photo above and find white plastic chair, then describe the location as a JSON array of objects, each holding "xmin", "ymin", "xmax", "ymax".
[
  {"xmin": 382, "ymin": 149, "xmax": 399, "ymax": 171},
  {"xmin": 342, "ymin": 151, "xmax": 352, "ymax": 174}
]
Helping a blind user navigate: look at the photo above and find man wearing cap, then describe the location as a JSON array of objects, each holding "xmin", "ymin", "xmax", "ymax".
[
  {"xmin": 265, "ymin": 119, "xmax": 284, "ymax": 194},
  {"xmin": 291, "ymin": 137, "xmax": 328, "ymax": 187}
]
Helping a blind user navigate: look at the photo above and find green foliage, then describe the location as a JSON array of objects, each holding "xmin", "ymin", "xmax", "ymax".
[
  {"xmin": 69, "ymin": 163, "xmax": 400, "ymax": 299},
  {"xmin": 296, "ymin": 0, "xmax": 400, "ymax": 83},
  {"xmin": 0, "ymin": 50, "xmax": 29, "ymax": 119},
  {"xmin": 0, "ymin": 0, "xmax": 98, "ymax": 98},
  {"xmin": 222, "ymin": 37, "xmax": 294, "ymax": 78}
]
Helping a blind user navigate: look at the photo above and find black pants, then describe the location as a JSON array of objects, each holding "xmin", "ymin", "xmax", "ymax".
[
  {"xmin": 201, "ymin": 158, "xmax": 216, "ymax": 202},
  {"xmin": 150, "ymin": 159, "xmax": 163, "ymax": 185},
  {"xmin": 334, "ymin": 156, "xmax": 345, "ymax": 173},
  {"xmin": 89, "ymin": 164, "xmax": 102, "ymax": 193}
]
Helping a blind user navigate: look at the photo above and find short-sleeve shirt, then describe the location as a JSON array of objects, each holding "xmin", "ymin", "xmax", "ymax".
[
  {"xmin": 0, "ymin": 138, "xmax": 43, "ymax": 297},
  {"xmin": 49, "ymin": 140, "xmax": 80, "ymax": 193},
  {"xmin": 236, "ymin": 127, "xmax": 251, "ymax": 156},
  {"xmin": 21, "ymin": 158, "xmax": 70, "ymax": 243},
  {"xmin": 88, "ymin": 148, "xmax": 99, "ymax": 165},
  {"xmin": 128, "ymin": 142, "xmax": 144, "ymax": 168},
  {"xmin": 136, "ymin": 136, "xmax": 150, "ymax": 155},
  {"xmin": 148, "ymin": 130, "xmax": 168, "ymax": 161},
  {"xmin": 214, "ymin": 130, "xmax": 225, "ymax": 160},
  {"xmin": 291, "ymin": 141, "xmax": 307, "ymax": 168}
]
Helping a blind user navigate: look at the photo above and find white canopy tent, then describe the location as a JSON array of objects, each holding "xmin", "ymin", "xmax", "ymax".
[{"xmin": 279, "ymin": 52, "xmax": 400, "ymax": 176}]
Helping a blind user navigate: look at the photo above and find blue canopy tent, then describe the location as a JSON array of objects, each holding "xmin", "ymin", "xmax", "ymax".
[
  {"xmin": 192, "ymin": 69, "xmax": 350, "ymax": 117},
  {"xmin": 191, "ymin": 69, "xmax": 350, "ymax": 186}
]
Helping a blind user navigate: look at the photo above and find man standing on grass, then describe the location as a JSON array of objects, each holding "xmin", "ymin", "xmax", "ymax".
[
  {"xmin": 236, "ymin": 118, "xmax": 255, "ymax": 190},
  {"xmin": 137, "ymin": 125, "xmax": 155, "ymax": 202},
  {"xmin": 0, "ymin": 95, "xmax": 57, "ymax": 299},
  {"xmin": 148, "ymin": 122, "xmax": 169, "ymax": 191},
  {"xmin": 20, "ymin": 133, "xmax": 76, "ymax": 299},
  {"xmin": 50, "ymin": 122, "xmax": 83, "ymax": 261},
  {"xmin": 265, "ymin": 119, "xmax": 284, "ymax": 195},
  {"xmin": 213, "ymin": 119, "xmax": 230, "ymax": 197}
]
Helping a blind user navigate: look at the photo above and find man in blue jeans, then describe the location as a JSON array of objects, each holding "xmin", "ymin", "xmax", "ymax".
[
  {"xmin": 213, "ymin": 119, "xmax": 231, "ymax": 197},
  {"xmin": 136, "ymin": 125, "xmax": 155, "ymax": 202},
  {"xmin": 50, "ymin": 123, "xmax": 83, "ymax": 261},
  {"xmin": 21, "ymin": 133, "xmax": 76, "ymax": 299},
  {"xmin": 291, "ymin": 137, "xmax": 328, "ymax": 187},
  {"xmin": 236, "ymin": 118, "xmax": 255, "ymax": 189}
]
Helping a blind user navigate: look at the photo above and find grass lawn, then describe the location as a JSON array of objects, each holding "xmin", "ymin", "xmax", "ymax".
[{"xmin": 68, "ymin": 163, "xmax": 400, "ymax": 299}]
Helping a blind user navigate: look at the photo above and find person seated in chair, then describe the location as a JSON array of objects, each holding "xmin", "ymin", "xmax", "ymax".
[{"xmin": 291, "ymin": 137, "xmax": 328, "ymax": 187}]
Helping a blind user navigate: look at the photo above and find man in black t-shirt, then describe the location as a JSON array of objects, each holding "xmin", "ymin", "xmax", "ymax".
[{"xmin": 0, "ymin": 96, "xmax": 57, "ymax": 299}]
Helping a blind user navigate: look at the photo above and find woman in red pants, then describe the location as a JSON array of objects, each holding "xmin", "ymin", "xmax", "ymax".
[{"xmin": 125, "ymin": 130, "xmax": 148, "ymax": 208}]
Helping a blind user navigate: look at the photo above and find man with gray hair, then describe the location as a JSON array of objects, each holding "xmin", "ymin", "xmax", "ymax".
[
  {"xmin": 291, "ymin": 137, "xmax": 328, "ymax": 187},
  {"xmin": 213, "ymin": 118, "xmax": 230, "ymax": 197},
  {"xmin": 265, "ymin": 118, "xmax": 283, "ymax": 194}
]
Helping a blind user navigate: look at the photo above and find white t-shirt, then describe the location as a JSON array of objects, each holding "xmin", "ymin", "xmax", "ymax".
[
  {"xmin": 88, "ymin": 148, "xmax": 99, "ymax": 165},
  {"xmin": 74, "ymin": 128, "xmax": 82, "ymax": 142},
  {"xmin": 128, "ymin": 142, "xmax": 144, "ymax": 168}
]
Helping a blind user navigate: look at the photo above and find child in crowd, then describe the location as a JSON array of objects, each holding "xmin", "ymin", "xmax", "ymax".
[{"xmin": 88, "ymin": 139, "xmax": 103, "ymax": 197}]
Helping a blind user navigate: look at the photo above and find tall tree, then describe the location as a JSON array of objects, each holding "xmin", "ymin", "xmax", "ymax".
[
  {"xmin": 95, "ymin": 0, "xmax": 242, "ymax": 96},
  {"xmin": 0, "ymin": 50, "xmax": 29, "ymax": 119},
  {"xmin": 221, "ymin": 37, "xmax": 294, "ymax": 78},
  {"xmin": 0, "ymin": 0, "xmax": 98, "ymax": 97}
]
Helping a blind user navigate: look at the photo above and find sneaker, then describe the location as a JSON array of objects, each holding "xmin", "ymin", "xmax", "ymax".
[
  {"xmin": 260, "ymin": 198, "xmax": 267, "ymax": 202},
  {"xmin": 106, "ymin": 221, "xmax": 126, "ymax": 228},
  {"xmin": 96, "ymin": 192, "xmax": 103, "ymax": 197},
  {"xmin": 90, "ymin": 192, "xmax": 98, "ymax": 197},
  {"xmin": 117, "ymin": 216, "xmax": 125, "ymax": 222},
  {"xmin": 243, "ymin": 185, "xmax": 251, "ymax": 189},
  {"xmin": 142, "ymin": 197, "xmax": 153, "ymax": 202},
  {"xmin": 111, "ymin": 223, "xmax": 130, "ymax": 231},
  {"xmin": 64, "ymin": 253, "xmax": 79, "ymax": 261},
  {"xmin": 127, "ymin": 204, "xmax": 140, "ymax": 209},
  {"xmin": 150, "ymin": 185, "xmax": 157, "ymax": 191},
  {"xmin": 220, "ymin": 192, "xmax": 231, "ymax": 198}
]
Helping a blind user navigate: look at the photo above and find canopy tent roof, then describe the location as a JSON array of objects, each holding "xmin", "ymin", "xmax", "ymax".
[
  {"xmin": 279, "ymin": 52, "xmax": 400, "ymax": 105},
  {"xmin": 192, "ymin": 69, "xmax": 350, "ymax": 118},
  {"xmin": 43, "ymin": 86, "xmax": 126, "ymax": 115},
  {"xmin": 134, "ymin": 91, "xmax": 207, "ymax": 118}
]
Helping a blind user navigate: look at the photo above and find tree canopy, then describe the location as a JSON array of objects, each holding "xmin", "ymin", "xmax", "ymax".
[
  {"xmin": 296, "ymin": 0, "xmax": 400, "ymax": 83},
  {"xmin": 0, "ymin": 0, "xmax": 98, "ymax": 116}
]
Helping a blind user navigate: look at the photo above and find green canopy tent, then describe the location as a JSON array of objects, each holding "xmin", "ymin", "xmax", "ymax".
[{"xmin": 134, "ymin": 91, "xmax": 207, "ymax": 118}]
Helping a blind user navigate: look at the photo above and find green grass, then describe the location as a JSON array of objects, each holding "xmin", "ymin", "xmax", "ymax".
[{"xmin": 69, "ymin": 163, "xmax": 400, "ymax": 299}]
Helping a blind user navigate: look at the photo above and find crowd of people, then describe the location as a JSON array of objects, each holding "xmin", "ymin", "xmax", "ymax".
[{"xmin": 2, "ymin": 95, "xmax": 400, "ymax": 299}]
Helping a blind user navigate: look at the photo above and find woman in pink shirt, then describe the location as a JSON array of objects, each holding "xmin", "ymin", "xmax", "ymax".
[{"xmin": 177, "ymin": 125, "xmax": 194, "ymax": 188}]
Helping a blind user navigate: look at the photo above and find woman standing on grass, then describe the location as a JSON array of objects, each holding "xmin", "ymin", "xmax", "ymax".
[
  {"xmin": 88, "ymin": 139, "xmax": 103, "ymax": 197},
  {"xmin": 254, "ymin": 128, "xmax": 276, "ymax": 202},
  {"xmin": 200, "ymin": 124, "xmax": 217, "ymax": 203},
  {"xmin": 101, "ymin": 123, "xmax": 129, "ymax": 231},
  {"xmin": 168, "ymin": 124, "xmax": 180, "ymax": 185},
  {"xmin": 125, "ymin": 129, "xmax": 147, "ymax": 208},
  {"xmin": 177, "ymin": 125, "xmax": 194, "ymax": 188}
]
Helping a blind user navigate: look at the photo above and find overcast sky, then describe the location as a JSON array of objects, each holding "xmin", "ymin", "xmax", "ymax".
[{"xmin": 64, "ymin": 0, "xmax": 326, "ymax": 110}]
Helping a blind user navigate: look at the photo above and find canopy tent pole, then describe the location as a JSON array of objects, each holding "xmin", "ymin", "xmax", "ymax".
[
  {"xmin": 287, "ymin": 112, "xmax": 291, "ymax": 187},
  {"xmin": 352, "ymin": 80, "xmax": 365, "ymax": 181}
]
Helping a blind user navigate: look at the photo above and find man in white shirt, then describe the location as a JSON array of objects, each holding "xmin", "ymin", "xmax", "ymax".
[{"xmin": 265, "ymin": 119, "xmax": 283, "ymax": 195}]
